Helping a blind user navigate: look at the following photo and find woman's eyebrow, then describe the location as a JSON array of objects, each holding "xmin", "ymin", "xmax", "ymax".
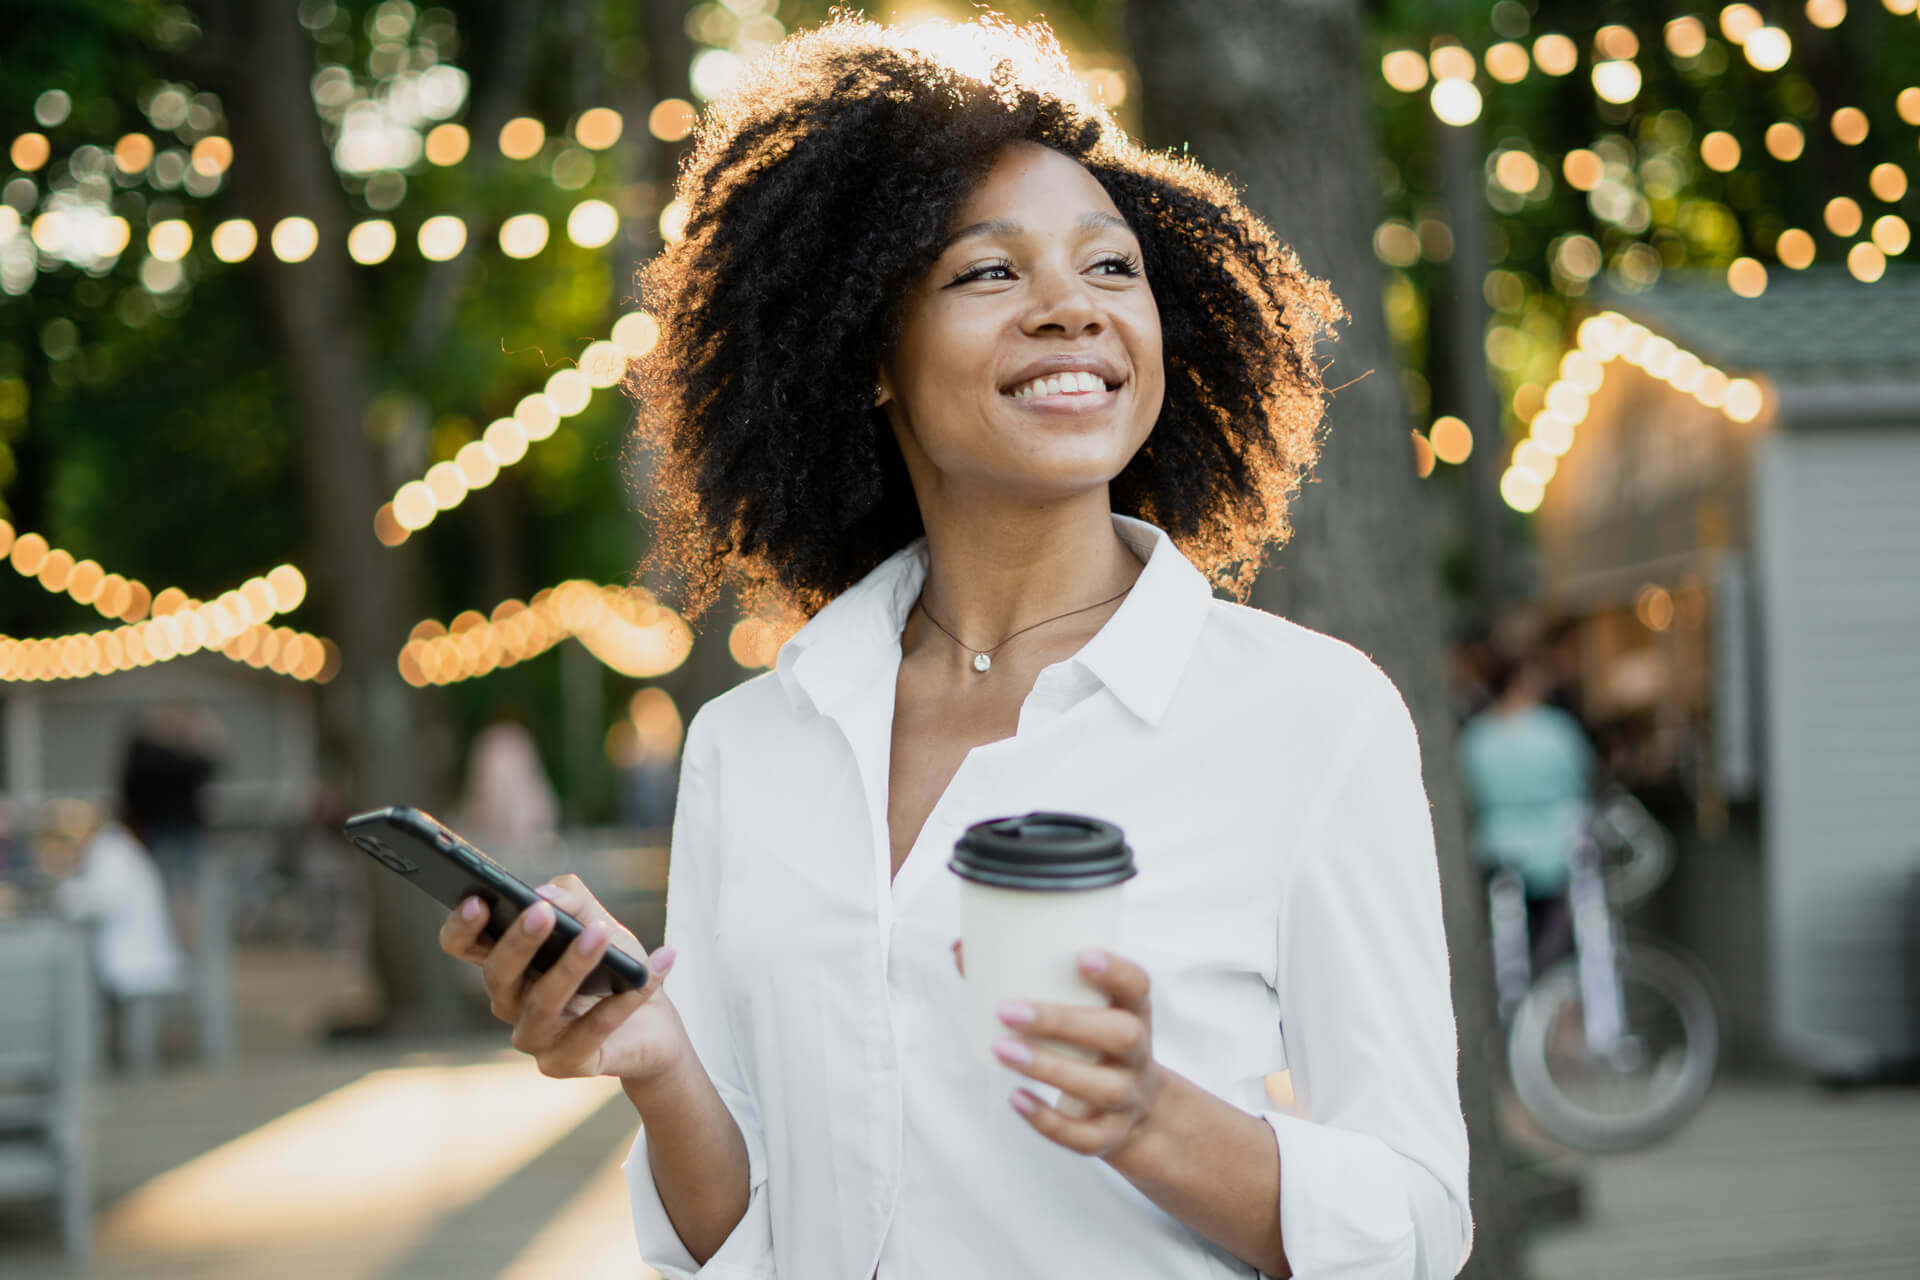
[{"xmin": 942, "ymin": 210, "xmax": 1133, "ymax": 249}]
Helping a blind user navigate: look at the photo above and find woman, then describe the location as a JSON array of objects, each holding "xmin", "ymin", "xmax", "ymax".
[{"xmin": 440, "ymin": 17, "xmax": 1470, "ymax": 1278}]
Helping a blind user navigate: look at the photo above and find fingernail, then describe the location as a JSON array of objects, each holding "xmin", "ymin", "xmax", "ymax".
[
  {"xmin": 997, "ymin": 1001, "xmax": 1035, "ymax": 1027},
  {"xmin": 651, "ymin": 945, "xmax": 678, "ymax": 976},
  {"xmin": 575, "ymin": 922, "xmax": 606, "ymax": 955},
  {"xmin": 522, "ymin": 903, "xmax": 551, "ymax": 934},
  {"xmin": 1079, "ymin": 949, "xmax": 1108, "ymax": 974},
  {"xmin": 993, "ymin": 1037, "xmax": 1033, "ymax": 1066},
  {"xmin": 535, "ymin": 883, "xmax": 563, "ymax": 901},
  {"xmin": 1010, "ymin": 1089, "xmax": 1037, "ymax": 1116},
  {"xmin": 460, "ymin": 898, "xmax": 484, "ymax": 922}
]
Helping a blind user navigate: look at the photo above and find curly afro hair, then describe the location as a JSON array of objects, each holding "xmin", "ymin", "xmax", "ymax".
[{"xmin": 627, "ymin": 14, "xmax": 1342, "ymax": 623}]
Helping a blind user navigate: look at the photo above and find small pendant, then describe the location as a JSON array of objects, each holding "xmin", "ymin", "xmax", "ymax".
[{"xmin": 972, "ymin": 652, "xmax": 992, "ymax": 673}]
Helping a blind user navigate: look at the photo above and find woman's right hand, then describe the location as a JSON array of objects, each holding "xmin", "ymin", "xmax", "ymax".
[{"xmin": 438, "ymin": 873, "xmax": 689, "ymax": 1084}]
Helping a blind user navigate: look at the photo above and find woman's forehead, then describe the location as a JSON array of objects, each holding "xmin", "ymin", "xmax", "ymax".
[{"xmin": 946, "ymin": 143, "xmax": 1123, "ymax": 233}]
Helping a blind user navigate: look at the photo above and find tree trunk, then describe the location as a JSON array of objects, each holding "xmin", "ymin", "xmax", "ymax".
[
  {"xmin": 192, "ymin": 0, "xmax": 463, "ymax": 1029},
  {"xmin": 1125, "ymin": 2, "xmax": 1519, "ymax": 1274}
]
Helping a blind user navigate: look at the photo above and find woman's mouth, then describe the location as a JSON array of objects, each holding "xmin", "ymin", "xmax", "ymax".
[{"xmin": 1004, "ymin": 370, "xmax": 1123, "ymax": 413}]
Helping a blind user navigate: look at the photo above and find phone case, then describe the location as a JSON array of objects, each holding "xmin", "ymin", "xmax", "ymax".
[{"xmin": 344, "ymin": 805, "xmax": 649, "ymax": 995}]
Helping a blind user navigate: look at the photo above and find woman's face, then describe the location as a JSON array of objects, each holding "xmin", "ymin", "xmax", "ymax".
[{"xmin": 881, "ymin": 142, "xmax": 1164, "ymax": 507}]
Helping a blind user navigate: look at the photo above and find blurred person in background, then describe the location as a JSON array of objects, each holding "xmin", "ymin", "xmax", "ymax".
[
  {"xmin": 457, "ymin": 718, "xmax": 559, "ymax": 847},
  {"xmin": 1457, "ymin": 646, "xmax": 1596, "ymax": 972},
  {"xmin": 118, "ymin": 703, "xmax": 223, "ymax": 899},
  {"xmin": 36, "ymin": 798, "xmax": 190, "ymax": 1026}
]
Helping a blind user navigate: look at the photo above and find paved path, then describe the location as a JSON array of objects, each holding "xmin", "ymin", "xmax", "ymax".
[
  {"xmin": 1526, "ymin": 1080, "xmax": 1920, "ymax": 1279},
  {"xmin": 4, "ymin": 944, "xmax": 1917, "ymax": 1278}
]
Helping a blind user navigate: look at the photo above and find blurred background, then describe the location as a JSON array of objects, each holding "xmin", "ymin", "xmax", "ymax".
[{"xmin": 1, "ymin": 1, "xmax": 1916, "ymax": 1276}]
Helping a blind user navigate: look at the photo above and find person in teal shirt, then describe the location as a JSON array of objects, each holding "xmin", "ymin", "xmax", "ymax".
[{"xmin": 1457, "ymin": 648, "xmax": 1595, "ymax": 969}]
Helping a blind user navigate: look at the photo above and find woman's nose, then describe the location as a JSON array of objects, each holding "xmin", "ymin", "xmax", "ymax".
[{"xmin": 1021, "ymin": 268, "xmax": 1103, "ymax": 336}]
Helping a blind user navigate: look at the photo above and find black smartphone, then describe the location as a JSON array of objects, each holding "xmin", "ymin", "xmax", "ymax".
[{"xmin": 343, "ymin": 805, "xmax": 649, "ymax": 995}]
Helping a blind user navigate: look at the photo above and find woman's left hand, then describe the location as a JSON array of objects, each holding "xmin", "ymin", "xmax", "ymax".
[{"xmin": 951, "ymin": 940, "xmax": 1165, "ymax": 1161}]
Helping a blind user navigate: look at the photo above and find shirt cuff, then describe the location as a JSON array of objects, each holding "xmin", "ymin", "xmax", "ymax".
[
  {"xmin": 622, "ymin": 1126, "xmax": 776, "ymax": 1279},
  {"xmin": 1263, "ymin": 1110, "xmax": 1419, "ymax": 1279}
]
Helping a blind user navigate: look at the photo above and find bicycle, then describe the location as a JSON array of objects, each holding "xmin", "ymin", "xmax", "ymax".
[{"xmin": 1486, "ymin": 783, "xmax": 1723, "ymax": 1152}]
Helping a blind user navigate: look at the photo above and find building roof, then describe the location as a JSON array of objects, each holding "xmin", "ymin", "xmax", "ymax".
[{"xmin": 1598, "ymin": 267, "xmax": 1920, "ymax": 421}]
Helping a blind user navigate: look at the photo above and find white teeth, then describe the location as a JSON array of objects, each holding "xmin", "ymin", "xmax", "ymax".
[{"xmin": 1010, "ymin": 371, "xmax": 1112, "ymax": 398}]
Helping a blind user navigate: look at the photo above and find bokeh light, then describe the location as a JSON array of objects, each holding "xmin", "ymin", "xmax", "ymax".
[
  {"xmin": 210, "ymin": 219, "xmax": 257, "ymax": 263},
  {"xmin": 1868, "ymin": 163, "xmax": 1909, "ymax": 202},
  {"xmin": 1727, "ymin": 257, "xmax": 1768, "ymax": 297},
  {"xmin": 1700, "ymin": 131, "xmax": 1741, "ymax": 172},
  {"xmin": 418, "ymin": 215, "xmax": 467, "ymax": 261},
  {"xmin": 499, "ymin": 117, "xmax": 546, "ymax": 160},
  {"xmin": 1592, "ymin": 61, "xmax": 1642, "ymax": 105},
  {"xmin": 1429, "ymin": 46, "xmax": 1475, "ymax": 83},
  {"xmin": 10, "ymin": 133, "xmax": 50, "ymax": 171},
  {"xmin": 573, "ymin": 107, "xmax": 623, "ymax": 150},
  {"xmin": 1830, "ymin": 107, "xmax": 1869, "ymax": 145},
  {"xmin": 1430, "ymin": 79, "xmax": 1483, "ymax": 126},
  {"xmin": 348, "ymin": 219, "xmax": 397, "ymax": 265},
  {"xmin": 1381, "ymin": 50, "xmax": 1429, "ymax": 92},
  {"xmin": 1430, "ymin": 415, "xmax": 1473, "ymax": 464},
  {"xmin": 1742, "ymin": 27, "xmax": 1791, "ymax": 70},
  {"xmin": 1776, "ymin": 228, "xmax": 1816, "ymax": 269},
  {"xmin": 566, "ymin": 199, "xmax": 619, "ymax": 248},
  {"xmin": 1870, "ymin": 215, "xmax": 1909, "ymax": 255},
  {"xmin": 1764, "ymin": 121, "xmax": 1805, "ymax": 160},
  {"xmin": 424, "ymin": 123, "xmax": 469, "ymax": 166},
  {"xmin": 1824, "ymin": 196, "xmax": 1863, "ymax": 236},
  {"xmin": 272, "ymin": 217, "xmax": 319, "ymax": 263},
  {"xmin": 1665, "ymin": 16, "xmax": 1708, "ymax": 57},
  {"xmin": 611, "ymin": 311, "xmax": 660, "ymax": 358},
  {"xmin": 1484, "ymin": 42, "xmax": 1530, "ymax": 84},
  {"xmin": 498, "ymin": 213, "xmax": 549, "ymax": 259},
  {"xmin": 1532, "ymin": 34, "xmax": 1578, "ymax": 76},
  {"xmin": 148, "ymin": 220, "xmax": 193, "ymax": 262},
  {"xmin": 1562, "ymin": 149, "xmax": 1604, "ymax": 190},
  {"xmin": 648, "ymin": 99, "xmax": 697, "ymax": 142}
]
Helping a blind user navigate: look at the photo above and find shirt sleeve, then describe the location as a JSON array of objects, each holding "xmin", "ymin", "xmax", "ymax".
[
  {"xmin": 1262, "ymin": 676, "xmax": 1474, "ymax": 1279},
  {"xmin": 623, "ymin": 709, "xmax": 777, "ymax": 1278}
]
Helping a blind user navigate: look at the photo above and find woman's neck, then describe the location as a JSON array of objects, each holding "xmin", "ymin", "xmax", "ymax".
[{"xmin": 909, "ymin": 488, "xmax": 1144, "ymax": 654}]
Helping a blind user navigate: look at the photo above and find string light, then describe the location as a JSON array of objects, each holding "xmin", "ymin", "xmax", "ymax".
[
  {"xmin": 573, "ymin": 107, "xmax": 624, "ymax": 150},
  {"xmin": 647, "ymin": 99, "xmax": 697, "ymax": 143},
  {"xmin": 1720, "ymin": 4, "xmax": 1764, "ymax": 43},
  {"xmin": 1777, "ymin": 228, "xmax": 1816, "ymax": 268},
  {"xmin": 424, "ymin": 123, "xmax": 469, "ymax": 165},
  {"xmin": 1727, "ymin": 257, "xmax": 1768, "ymax": 297},
  {"xmin": 398, "ymin": 583, "xmax": 694, "ymax": 687},
  {"xmin": 1868, "ymin": 163, "xmax": 1909, "ymax": 202},
  {"xmin": 1, "ymin": 621, "xmax": 337, "ymax": 684},
  {"xmin": 1742, "ymin": 27, "xmax": 1792, "ymax": 71},
  {"xmin": 1532, "ymin": 33, "xmax": 1579, "ymax": 76},
  {"xmin": 1429, "ymin": 415, "xmax": 1473, "ymax": 463},
  {"xmin": 347, "ymin": 219, "xmax": 397, "ymax": 265},
  {"xmin": 498, "ymin": 117, "xmax": 546, "ymax": 161},
  {"xmin": 1872, "ymin": 214, "xmax": 1911, "ymax": 254},
  {"xmin": 1848, "ymin": 242, "xmax": 1888, "ymax": 280},
  {"xmin": 1830, "ymin": 107, "xmax": 1870, "ymax": 145},
  {"xmin": 1805, "ymin": 0, "xmax": 1848, "ymax": 29},
  {"xmin": 1430, "ymin": 79, "xmax": 1483, "ymax": 126},
  {"xmin": 210, "ymin": 218, "xmax": 257, "ymax": 262},
  {"xmin": 1825, "ymin": 196, "xmax": 1864, "ymax": 236},
  {"xmin": 1382, "ymin": 50, "xmax": 1428, "ymax": 92},
  {"xmin": 1505, "ymin": 311, "xmax": 1773, "ymax": 514},
  {"xmin": 1764, "ymin": 122, "xmax": 1806, "ymax": 161},
  {"xmin": 271, "ymin": 217, "xmax": 318, "ymax": 263},
  {"xmin": 1665, "ymin": 17, "xmax": 1708, "ymax": 58},
  {"xmin": 1484, "ymin": 42, "xmax": 1530, "ymax": 84},
  {"xmin": 1592, "ymin": 60, "xmax": 1643, "ymax": 105}
]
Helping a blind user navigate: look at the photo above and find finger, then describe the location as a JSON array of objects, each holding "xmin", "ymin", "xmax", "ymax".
[
  {"xmin": 1009, "ymin": 1087, "xmax": 1111, "ymax": 1156},
  {"xmin": 542, "ymin": 943, "xmax": 678, "ymax": 1075},
  {"xmin": 514, "ymin": 919, "xmax": 618, "ymax": 1047},
  {"xmin": 991, "ymin": 1035, "xmax": 1135, "ymax": 1112},
  {"xmin": 438, "ymin": 896, "xmax": 493, "ymax": 962},
  {"xmin": 998, "ymin": 1002, "xmax": 1146, "ymax": 1064},
  {"xmin": 1077, "ymin": 949, "xmax": 1151, "ymax": 1017},
  {"xmin": 532, "ymin": 873, "xmax": 626, "ymax": 938},
  {"xmin": 481, "ymin": 899, "xmax": 555, "ymax": 1020}
]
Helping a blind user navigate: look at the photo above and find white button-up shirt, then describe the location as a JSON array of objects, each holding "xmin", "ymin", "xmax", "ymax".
[{"xmin": 624, "ymin": 515, "xmax": 1472, "ymax": 1279}]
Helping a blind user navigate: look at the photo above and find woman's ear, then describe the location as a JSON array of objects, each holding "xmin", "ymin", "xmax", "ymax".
[{"xmin": 873, "ymin": 374, "xmax": 892, "ymax": 408}]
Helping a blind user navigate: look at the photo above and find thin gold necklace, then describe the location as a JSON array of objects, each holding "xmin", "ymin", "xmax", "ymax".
[{"xmin": 914, "ymin": 583, "xmax": 1135, "ymax": 674}]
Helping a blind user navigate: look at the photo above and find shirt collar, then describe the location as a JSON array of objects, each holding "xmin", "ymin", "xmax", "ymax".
[{"xmin": 775, "ymin": 514, "xmax": 1215, "ymax": 727}]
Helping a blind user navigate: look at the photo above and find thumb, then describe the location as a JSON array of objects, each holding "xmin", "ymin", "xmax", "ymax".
[{"xmin": 534, "ymin": 873, "xmax": 621, "ymax": 934}]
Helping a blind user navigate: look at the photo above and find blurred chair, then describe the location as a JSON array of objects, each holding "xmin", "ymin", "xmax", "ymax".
[{"xmin": 0, "ymin": 916, "xmax": 95, "ymax": 1262}]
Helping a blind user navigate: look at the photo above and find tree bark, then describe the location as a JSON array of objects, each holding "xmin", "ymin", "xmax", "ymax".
[
  {"xmin": 1125, "ymin": 2, "xmax": 1518, "ymax": 1274},
  {"xmin": 191, "ymin": 0, "xmax": 463, "ymax": 1029}
]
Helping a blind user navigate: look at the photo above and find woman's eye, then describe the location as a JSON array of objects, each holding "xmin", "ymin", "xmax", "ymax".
[
  {"xmin": 1092, "ymin": 254, "xmax": 1142, "ymax": 277},
  {"xmin": 951, "ymin": 262, "xmax": 1014, "ymax": 285}
]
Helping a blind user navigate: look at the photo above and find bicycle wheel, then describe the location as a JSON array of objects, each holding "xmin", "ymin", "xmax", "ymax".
[{"xmin": 1507, "ymin": 941, "xmax": 1721, "ymax": 1152}]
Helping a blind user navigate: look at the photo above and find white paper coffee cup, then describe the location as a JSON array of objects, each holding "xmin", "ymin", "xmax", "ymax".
[{"xmin": 949, "ymin": 813, "xmax": 1135, "ymax": 1113}]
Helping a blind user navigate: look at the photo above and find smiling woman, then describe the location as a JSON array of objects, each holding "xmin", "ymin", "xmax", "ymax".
[
  {"xmin": 625, "ymin": 16, "xmax": 1340, "ymax": 621},
  {"xmin": 438, "ymin": 13, "xmax": 1471, "ymax": 1280}
]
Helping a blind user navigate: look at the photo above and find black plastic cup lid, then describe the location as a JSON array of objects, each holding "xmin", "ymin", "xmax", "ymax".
[{"xmin": 948, "ymin": 812, "xmax": 1135, "ymax": 891}]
